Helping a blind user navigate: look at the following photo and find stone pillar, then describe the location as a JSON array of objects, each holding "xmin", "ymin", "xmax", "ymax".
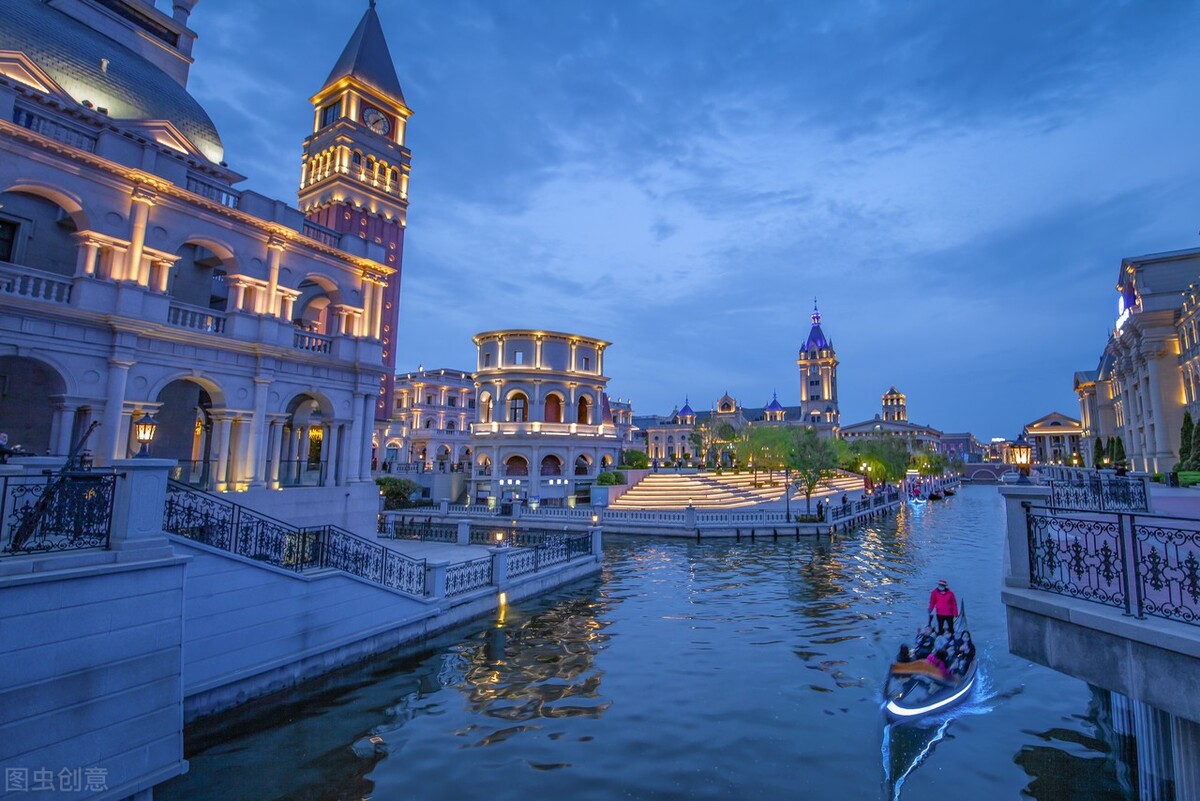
[
  {"xmin": 51, "ymin": 403, "xmax": 75, "ymax": 457},
  {"xmin": 74, "ymin": 235, "xmax": 101, "ymax": 278},
  {"xmin": 152, "ymin": 259, "xmax": 171, "ymax": 293},
  {"xmin": 346, "ymin": 395, "xmax": 364, "ymax": 483},
  {"xmin": 126, "ymin": 185, "xmax": 157, "ymax": 286},
  {"xmin": 265, "ymin": 237, "xmax": 284, "ymax": 316},
  {"xmin": 361, "ymin": 279, "xmax": 376, "ymax": 338},
  {"xmin": 211, "ymin": 416, "xmax": 231, "ymax": 492},
  {"xmin": 324, "ymin": 423, "xmax": 341, "ymax": 486},
  {"xmin": 490, "ymin": 547, "xmax": 508, "ymax": 586},
  {"xmin": 362, "ymin": 393, "xmax": 376, "ymax": 479},
  {"xmin": 588, "ymin": 525, "xmax": 602, "ymax": 559},
  {"xmin": 997, "ymin": 484, "xmax": 1050, "ymax": 589},
  {"xmin": 230, "ymin": 280, "xmax": 247, "ymax": 313},
  {"xmin": 280, "ymin": 290, "xmax": 299, "ymax": 323},
  {"xmin": 268, "ymin": 419, "xmax": 285, "ymax": 489},
  {"xmin": 246, "ymin": 378, "xmax": 270, "ymax": 486},
  {"xmin": 456, "ymin": 520, "xmax": 471, "ymax": 546},
  {"xmin": 109, "ymin": 459, "xmax": 177, "ymax": 561},
  {"xmin": 101, "ymin": 359, "xmax": 132, "ymax": 464}
]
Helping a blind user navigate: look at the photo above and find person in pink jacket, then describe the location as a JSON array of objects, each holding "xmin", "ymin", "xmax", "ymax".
[{"xmin": 928, "ymin": 579, "xmax": 959, "ymax": 635}]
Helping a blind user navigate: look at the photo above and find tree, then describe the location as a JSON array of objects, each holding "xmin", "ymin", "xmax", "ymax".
[
  {"xmin": 621, "ymin": 449, "xmax": 649, "ymax": 469},
  {"xmin": 785, "ymin": 428, "xmax": 841, "ymax": 514},
  {"xmin": 1180, "ymin": 412, "xmax": 1194, "ymax": 469},
  {"xmin": 1093, "ymin": 436, "xmax": 1105, "ymax": 467},
  {"xmin": 744, "ymin": 426, "xmax": 791, "ymax": 482},
  {"xmin": 1189, "ymin": 422, "xmax": 1200, "ymax": 470},
  {"xmin": 375, "ymin": 477, "xmax": 421, "ymax": 510}
]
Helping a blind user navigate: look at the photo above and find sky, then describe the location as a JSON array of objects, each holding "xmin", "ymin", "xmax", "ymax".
[{"xmin": 183, "ymin": 0, "xmax": 1200, "ymax": 440}]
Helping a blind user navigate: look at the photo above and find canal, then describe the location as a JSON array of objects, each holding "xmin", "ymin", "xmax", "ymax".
[{"xmin": 160, "ymin": 485, "xmax": 1140, "ymax": 800}]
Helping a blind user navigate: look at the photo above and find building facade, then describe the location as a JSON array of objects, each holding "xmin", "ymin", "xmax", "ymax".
[
  {"xmin": 1022, "ymin": 412, "xmax": 1084, "ymax": 465},
  {"xmin": 470, "ymin": 330, "xmax": 620, "ymax": 507},
  {"xmin": 0, "ymin": 0, "xmax": 406, "ymax": 528},
  {"xmin": 384, "ymin": 367, "xmax": 474, "ymax": 471},
  {"xmin": 1076, "ymin": 249, "xmax": 1197, "ymax": 473},
  {"xmin": 840, "ymin": 387, "xmax": 944, "ymax": 452}
]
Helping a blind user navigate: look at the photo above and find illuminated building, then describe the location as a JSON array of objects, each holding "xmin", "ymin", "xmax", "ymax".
[
  {"xmin": 0, "ymin": 0, "xmax": 407, "ymax": 528},
  {"xmin": 386, "ymin": 367, "xmax": 475, "ymax": 471},
  {"xmin": 1021, "ymin": 412, "xmax": 1084, "ymax": 465},
  {"xmin": 1076, "ymin": 248, "xmax": 1197, "ymax": 472},
  {"xmin": 470, "ymin": 329, "xmax": 620, "ymax": 507},
  {"xmin": 796, "ymin": 300, "xmax": 841, "ymax": 435},
  {"xmin": 840, "ymin": 387, "xmax": 944, "ymax": 453}
]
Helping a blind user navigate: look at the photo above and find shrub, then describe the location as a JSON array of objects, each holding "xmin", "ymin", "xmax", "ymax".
[
  {"xmin": 596, "ymin": 471, "xmax": 618, "ymax": 486},
  {"xmin": 375, "ymin": 477, "xmax": 421, "ymax": 510}
]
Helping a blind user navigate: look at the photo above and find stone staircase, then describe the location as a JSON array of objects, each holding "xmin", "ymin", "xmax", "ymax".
[{"xmin": 609, "ymin": 470, "xmax": 864, "ymax": 510}]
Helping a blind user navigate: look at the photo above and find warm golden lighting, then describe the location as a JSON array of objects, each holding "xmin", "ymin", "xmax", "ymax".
[{"xmin": 133, "ymin": 413, "xmax": 158, "ymax": 457}]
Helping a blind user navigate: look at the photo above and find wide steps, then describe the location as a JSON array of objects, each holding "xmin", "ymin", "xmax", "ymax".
[{"xmin": 610, "ymin": 470, "xmax": 865, "ymax": 510}]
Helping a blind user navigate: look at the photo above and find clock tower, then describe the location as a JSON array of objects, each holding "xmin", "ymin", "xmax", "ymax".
[{"xmin": 299, "ymin": 0, "xmax": 412, "ymax": 421}]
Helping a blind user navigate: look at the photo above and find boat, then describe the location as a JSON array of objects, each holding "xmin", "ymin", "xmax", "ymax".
[
  {"xmin": 883, "ymin": 607, "xmax": 978, "ymax": 724},
  {"xmin": 927, "ymin": 491, "xmax": 945, "ymax": 500},
  {"xmin": 943, "ymin": 487, "xmax": 956, "ymax": 496}
]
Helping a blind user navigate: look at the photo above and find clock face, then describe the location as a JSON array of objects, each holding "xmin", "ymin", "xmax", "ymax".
[{"xmin": 362, "ymin": 106, "xmax": 391, "ymax": 136}]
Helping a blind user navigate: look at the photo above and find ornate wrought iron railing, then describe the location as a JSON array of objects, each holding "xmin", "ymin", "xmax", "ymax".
[
  {"xmin": 1026, "ymin": 506, "xmax": 1127, "ymax": 611},
  {"xmin": 378, "ymin": 516, "xmax": 457, "ymax": 543},
  {"xmin": 1026, "ymin": 504, "xmax": 1200, "ymax": 627},
  {"xmin": 1049, "ymin": 475, "xmax": 1150, "ymax": 513},
  {"xmin": 445, "ymin": 556, "xmax": 493, "ymax": 597},
  {"xmin": 163, "ymin": 481, "xmax": 428, "ymax": 596},
  {"xmin": 0, "ymin": 471, "xmax": 117, "ymax": 557}
]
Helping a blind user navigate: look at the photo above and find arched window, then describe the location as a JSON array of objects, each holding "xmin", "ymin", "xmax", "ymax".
[
  {"xmin": 540, "ymin": 455, "xmax": 562, "ymax": 476},
  {"xmin": 504, "ymin": 456, "xmax": 529, "ymax": 476},
  {"xmin": 544, "ymin": 394, "xmax": 563, "ymax": 423},
  {"xmin": 424, "ymin": 419, "xmax": 432, "ymax": 429},
  {"xmin": 447, "ymin": 420, "xmax": 456, "ymax": 432},
  {"xmin": 574, "ymin": 455, "xmax": 591, "ymax": 476},
  {"xmin": 509, "ymin": 392, "xmax": 528, "ymax": 422},
  {"xmin": 577, "ymin": 395, "xmax": 591, "ymax": 424},
  {"xmin": 479, "ymin": 394, "xmax": 493, "ymax": 423}
]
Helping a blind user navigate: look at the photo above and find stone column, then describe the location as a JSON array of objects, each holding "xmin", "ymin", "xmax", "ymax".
[
  {"xmin": 246, "ymin": 378, "xmax": 270, "ymax": 486},
  {"xmin": 997, "ymin": 484, "xmax": 1050, "ymax": 588},
  {"xmin": 264, "ymin": 236, "xmax": 284, "ymax": 316},
  {"xmin": 211, "ymin": 415, "xmax": 231, "ymax": 492},
  {"xmin": 280, "ymin": 289, "xmax": 299, "ymax": 323},
  {"xmin": 323, "ymin": 423, "xmax": 340, "ymax": 486},
  {"xmin": 361, "ymin": 278, "xmax": 376, "ymax": 338},
  {"xmin": 50, "ymin": 403, "xmax": 75, "ymax": 457},
  {"xmin": 152, "ymin": 259, "xmax": 172, "ymax": 293},
  {"xmin": 268, "ymin": 419, "xmax": 285, "ymax": 489},
  {"xmin": 109, "ymin": 459, "xmax": 178, "ymax": 561},
  {"xmin": 346, "ymin": 394, "xmax": 364, "ymax": 483},
  {"xmin": 126, "ymin": 185, "xmax": 157, "ymax": 286},
  {"xmin": 362, "ymin": 393, "xmax": 376, "ymax": 479},
  {"xmin": 229, "ymin": 279, "xmax": 248, "ymax": 313},
  {"xmin": 74, "ymin": 235, "xmax": 101, "ymax": 278},
  {"xmin": 371, "ymin": 279, "xmax": 384, "ymax": 338},
  {"xmin": 100, "ymin": 359, "xmax": 132, "ymax": 464}
]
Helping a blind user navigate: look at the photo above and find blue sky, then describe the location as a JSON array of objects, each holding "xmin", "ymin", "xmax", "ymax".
[{"xmin": 185, "ymin": 0, "xmax": 1200, "ymax": 440}]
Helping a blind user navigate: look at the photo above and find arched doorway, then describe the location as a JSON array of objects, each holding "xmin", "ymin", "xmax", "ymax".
[
  {"xmin": 574, "ymin": 455, "xmax": 591, "ymax": 476},
  {"xmin": 169, "ymin": 241, "xmax": 235, "ymax": 317},
  {"xmin": 504, "ymin": 455, "xmax": 529, "ymax": 476},
  {"xmin": 0, "ymin": 190, "xmax": 80, "ymax": 277},
  {"xmin": 540, "ymin": 455, "xmax": 563, "ymax": 476},
  {"xmin": 277, "ymin": 394, "xmax": 330, "ymax": 487},
  {"xmin": 0, "ymin": 356, "xmax": 68, "ymax": 456},
  {"xmin": 577, "ymin": 396, "xmax": 592, "ymax": 424},
  {"xmin": 152, "ymin": 378, "xmax": 217, "ymax": 486},
  {"xmin": 508, "ymin": 391, "xmax": 529, "ymax": 423}
]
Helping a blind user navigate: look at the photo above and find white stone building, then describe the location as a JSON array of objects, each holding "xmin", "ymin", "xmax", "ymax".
[
  {"xmin": 0, "ymin": 0, "xmax": 410, "ymax": 529},
  {"xmin": 385, "ymin": 367, "xmax": 475, "ymax": 471},
  {"xmin": 470, "ymin": 329, "xmax": 620, "ymax": 507}
]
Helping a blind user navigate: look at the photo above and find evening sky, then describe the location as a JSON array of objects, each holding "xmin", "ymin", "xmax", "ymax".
[{"xmin": 186, "ymin": 0, "xmax": 1200, "ymax": 439}]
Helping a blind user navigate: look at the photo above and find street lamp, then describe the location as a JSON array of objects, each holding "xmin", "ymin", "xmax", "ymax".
[
  {"xmin": 1012, "ymin": 434, "xmax": 1033, "ymax": 484},
  {"xmin": 133, "ymin": 413, "xmax": 159, "ymax": 457}
]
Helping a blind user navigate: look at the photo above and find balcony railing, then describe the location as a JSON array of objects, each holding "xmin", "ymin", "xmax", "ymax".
[
  {"xmin": 185, "ymin": 174, "xmax": 241, "ymax": 208},
  {"xmin": 0, "ymin": 262, "xmax": 73, "ymax": 305},
  {"xmin": 470, "ymin": 421, "xmax": 610, "ymax": 437},
  {"xmin": 167, "ymin": 302, "xmax": 227, "ymax": 334},
  {"xmin": 293, "ymin": 330, "xmax": 332, "ymax": 354},
  {"xmin": 1026, "ymin": 504, "xmax": 1200, "ymax": 627},
  {"xmin": 301, "ymin": 221, "xmax": 340, "ymax": 248},
  {"xmin": 13, "ymin": 107, "xmax": 98, "ymax": 153}
]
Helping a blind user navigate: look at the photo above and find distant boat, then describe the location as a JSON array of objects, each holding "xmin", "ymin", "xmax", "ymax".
[
  {"xmin": 928, "ymin": 491, "xmax": 945, "ymax": 501},
  {"xmin": 998, "ymin": 471, "xmax": 1020, "ymax": 484}
]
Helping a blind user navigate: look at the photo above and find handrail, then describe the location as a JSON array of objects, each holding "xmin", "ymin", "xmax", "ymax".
[{"xmin": 163, "ymin": 480, "xmax": 428, "ymax": 597}]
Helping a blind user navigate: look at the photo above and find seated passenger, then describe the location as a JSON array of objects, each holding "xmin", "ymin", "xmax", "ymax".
[
  {"xmin": 957, "ymin": 632, "xmax": 976, "ymax": 665},
  {"xmin": 913, "ymin": 627, "xmax": 935, "ymax": 660},
  {"xmin": 925, "ymin": 648, "xmax": 953, "ymax": 681},
  {"xmin": 895, "ymin": 644, "xmax": 912, "ymax": 663}
]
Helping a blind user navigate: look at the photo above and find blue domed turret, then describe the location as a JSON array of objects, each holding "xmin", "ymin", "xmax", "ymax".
[
  {"xmin": 803, "ymin": 299, "xmax": 829, "ymax": 352},
  {"xmin": 765, "ymin": 392, "xmax": 784, "ymax": 413}
]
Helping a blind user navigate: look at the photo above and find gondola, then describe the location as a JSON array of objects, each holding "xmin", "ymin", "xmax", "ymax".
[{"xmin": 883, "ymin": 606, "xmax": 977, "ymax": 724}]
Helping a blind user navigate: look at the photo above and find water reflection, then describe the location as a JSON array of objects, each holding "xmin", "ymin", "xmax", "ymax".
[{"xmin": 160, "ymin": 488, "xmax": 1154, "ymax": 801}]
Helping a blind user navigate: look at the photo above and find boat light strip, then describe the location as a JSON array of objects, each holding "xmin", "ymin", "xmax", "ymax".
[{"xmin": 885, "ymin": 676, "xmax": 975, "ymax": 718}]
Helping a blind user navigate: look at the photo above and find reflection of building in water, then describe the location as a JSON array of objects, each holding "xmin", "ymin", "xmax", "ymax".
[
  {"xmin": 445, "ymin": 596, "xmax": 612, "ymax": 724},
  {"xmin": 1014, "ymin": 685, "xmax": 1196, "ymax": 799}
]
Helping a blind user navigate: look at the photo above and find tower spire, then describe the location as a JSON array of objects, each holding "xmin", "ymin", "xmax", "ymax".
[{"xmin": 811, "ymin": 297, "xmax": 821, "ymax": 326}]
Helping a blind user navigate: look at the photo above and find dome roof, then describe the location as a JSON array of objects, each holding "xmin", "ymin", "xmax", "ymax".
[
  {"xmin": 0, "ymin": 0, "xmax": 224, "ymax": 163},
  {"xmin": 678, "ymin": 397, "xmax": 695, "ymax": 417},
  {"xmin": 765, "ymin": 392, "xmax": 784, "ymax": 412}
]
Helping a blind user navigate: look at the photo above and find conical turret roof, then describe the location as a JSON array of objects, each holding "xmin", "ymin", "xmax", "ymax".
[{"xmin": 325, "ymin": 2, "xmax": 406, "ymax": 104}]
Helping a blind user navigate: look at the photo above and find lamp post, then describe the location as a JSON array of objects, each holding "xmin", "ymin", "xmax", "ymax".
[
  {"xmin": 1012, "ymin": 433, "xmax": 1033, "ymax": 484},
  {"xmin": 133, "ymin": 413, "xmax": 159, "ymax": 457}
]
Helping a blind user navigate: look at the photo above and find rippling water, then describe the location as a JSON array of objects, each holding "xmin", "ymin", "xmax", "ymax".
[{"xmin": 161, "ymin": 486, "xmax": 1135, "ymax": 800}]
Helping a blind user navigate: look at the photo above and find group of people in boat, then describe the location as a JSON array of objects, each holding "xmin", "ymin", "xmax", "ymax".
[{"xmin": 892, "ymin": 579, "xmax": 976, "ymax": 683}]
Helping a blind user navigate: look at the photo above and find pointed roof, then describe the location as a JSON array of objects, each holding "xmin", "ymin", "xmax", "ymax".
[
  {"xmin": 678, "ymin": 396, "xmax": 695, "ymax": 417},
  {"xmin": 765, "ymin": 391, "xmax": 784, "ymax": 413},
  {"xmin": 803, "ymin": 298, "xmax": 829, "ymax": 351},
  {"xmin": 325, "ymin": 2, "xmax": 406, "ymax": 104}
]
